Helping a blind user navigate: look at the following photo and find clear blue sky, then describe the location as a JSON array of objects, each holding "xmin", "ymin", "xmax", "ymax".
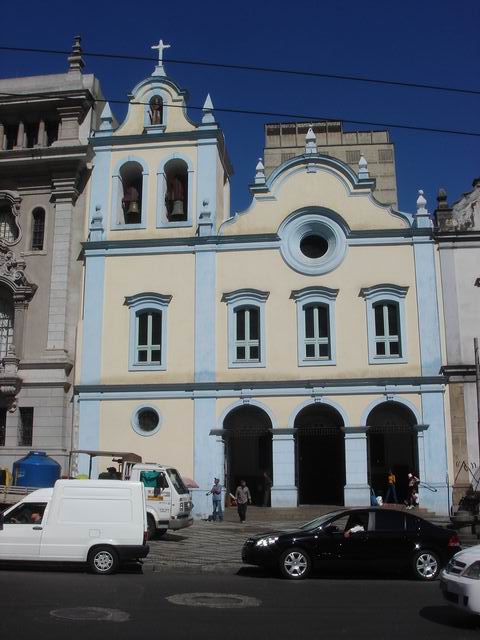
[{"xmin": 1, "ymin": 0, "xmax": 478, "ymax": 214}]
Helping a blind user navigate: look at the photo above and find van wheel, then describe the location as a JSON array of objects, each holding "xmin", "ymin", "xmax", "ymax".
[
  {"xmin": 412, "ymin": 549, "xmax": 440, "ymax": 581},
  {"xmin": 88, "ymin": 546, "xmax": 119, "ymax": 575},
  {"xmin": 156, "ymin": 529, "xmax": 166, "ymax": 538},
  {"xmin": 147, "ymin": 514, "xmax": 156, "ymax": 540}
]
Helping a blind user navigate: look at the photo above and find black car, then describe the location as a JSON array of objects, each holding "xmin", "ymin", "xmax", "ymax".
[{"xmin": 242, "ymin": 508, "xmax": 461, "ymax": 580}]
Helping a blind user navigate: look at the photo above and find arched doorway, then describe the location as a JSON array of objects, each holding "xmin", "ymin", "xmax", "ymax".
[
  {"xmin": 224, "ymin": 405, "xmax": 273, "ymax": 506},
  {"xmin": 366, "ymin": 401, "xmax": 419, "ymax": 503},
  {"xmin": 294, "ymin": 404, "xmax": 345, "ymax": 505}
]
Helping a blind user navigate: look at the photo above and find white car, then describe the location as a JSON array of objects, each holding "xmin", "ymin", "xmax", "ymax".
[{"xmin": 440, "ymin": 545, "xmax": 480, "ymax": 615}]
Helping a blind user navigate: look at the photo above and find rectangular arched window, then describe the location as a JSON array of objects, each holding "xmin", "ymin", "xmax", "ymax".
[
  {"xmin": 136, "ymin": 311, "xmax": 162, "ymax": 364},
  {"xmin": 31, "ymin": 208, "xmax": 45, "ymax": 250},
  {"xmin": 235, "ymin": 306, "xmax": 260, "ymax": 362},
  {"xmin": 304, "ymin": 304, "xmax": 330, "ymax": 360},
  {"xmin": 373, "ymin": 302, "xmax": 401, "ymax": 357}
]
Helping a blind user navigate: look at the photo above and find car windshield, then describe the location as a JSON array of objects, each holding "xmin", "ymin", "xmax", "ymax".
[
  {"xmin": 167, "ymin": 468, "xmax": 189, "ymax": 495},
  {"xmin": 300, "ymin": 511, "xmax": 346, "ymax": 531}
]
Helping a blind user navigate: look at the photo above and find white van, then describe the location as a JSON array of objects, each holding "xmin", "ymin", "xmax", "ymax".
[{"xmin": 0, "ymin": 480, "xmax": 149, "ymax": 574}]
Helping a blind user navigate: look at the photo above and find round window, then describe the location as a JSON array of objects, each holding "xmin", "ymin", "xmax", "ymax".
[
  {"xmin": 279, "ymin": 211, "xmax": 347, "ymax": 276},
  {"xmin": 132, "ymin": 406, "xmax": 162, "ymax": 436},
  {"xmin": 300, "ymin": 234, "xmax": 329, "ymax": 259}
]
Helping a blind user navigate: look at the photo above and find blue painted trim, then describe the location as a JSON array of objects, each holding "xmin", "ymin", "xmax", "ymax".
[
  {"xmin": 196, "ymin": 138, "xmax": 217, "ymax": 232},
  {"xmin": 111, "ymin": 155, "xmax": 149, "ymax": 230},
  {"xmin": 88, "ymin": 148, "xmax": 112, "ymax": 229},
  {"xmin": 80, "ymin": 255, "xmax": 105, "ymax": 384},
  {"xmin": 124, "ymin": 292, "xmax": 172, "ymax": 371},
  {"xmin": 77, "ymin": 399, "xmax": 101, "ymax": 476},
  {"xmin": 360, "ymin": 395, "xmax": 422, "ymax": 426},
  {"xmin": 156, "ymin": 154, "xmax": 194, "ymax": 228},
  {"xmin": 131, "ymin": 403, "xmax": 162, "ymax": 436},
  {"xmin": 195, "ymin": 250, "xmax": 216, "ymax": 382},
  {"xmin": 290, "ymin": 287, "xmax": 339, "ymax": 366},
  {"xmin": 360, "ymin": 284, "xmax": 409, "ymax": 365}
]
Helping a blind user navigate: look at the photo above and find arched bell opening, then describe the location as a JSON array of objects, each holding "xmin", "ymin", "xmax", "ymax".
[
  {"xmin": 164, "ymin": 159, "xmax": 188, "ymax": 222},
  {"xmin": 294, "ymin": 403, "xmax": 345, "ymax": 505},
  {"xmin": 223, "ymin": 405, "xmax": 272, "ymax": 506},
  {"xmin": 120, "ymin": 161, "xmax": 143, "ymax": 225},
  {"xmin": 366, "ymin": 401, "xmax": 419, "ymax": 503}
]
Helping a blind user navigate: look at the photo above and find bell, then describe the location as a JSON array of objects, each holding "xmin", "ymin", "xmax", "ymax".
[
  {"xmin": 169, "ymin": 199, "xmax": 185, "ymax": 220},
  {"xmin": 126, "ymin": 200, "xmax": 140, "ymax": 216}
]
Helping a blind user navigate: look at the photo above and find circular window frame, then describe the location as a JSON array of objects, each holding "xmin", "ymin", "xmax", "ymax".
[
  {"xmin": 279, "ymin": 212, "xmax": 347, "ymax": 275},
  {"xmin": 131, "ymin": 405, "xmax": 162, "ymax": 437}
]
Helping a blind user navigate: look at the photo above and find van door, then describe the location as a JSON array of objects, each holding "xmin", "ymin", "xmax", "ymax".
[
  {"xmin": 142, "ymin": 471, "xmax": 172, "ymax": 523},
  {"xmin": 0, "ymin": 502, "xmax": 47, "ymax": 559}
]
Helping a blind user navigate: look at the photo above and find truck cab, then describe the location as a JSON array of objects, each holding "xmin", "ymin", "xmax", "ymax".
[{"xmin": 129, "ymin": 463, "xmax": 193, "ymax": 538}]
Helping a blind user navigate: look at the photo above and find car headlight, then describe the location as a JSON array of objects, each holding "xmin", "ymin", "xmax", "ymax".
[
  {"xmin": 463, "ymin": 561, "xmax": 480, "ymax": 579},
  {"xmin": 255, "ymin": 536, "xmax": 279, "ymax": 547}
]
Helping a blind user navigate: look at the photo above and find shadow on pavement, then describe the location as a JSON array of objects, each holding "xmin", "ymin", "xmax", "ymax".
[
  {"xmin": 419, "ymin": 606, "xmax": 480, "ymax": 630},
  {"xmin": 236, "ymin": 565, "xmax": 418, "ymax": 581},
  {"xmin": 0, "ymin": 560, "xmax": 144, "ymax": 575}
]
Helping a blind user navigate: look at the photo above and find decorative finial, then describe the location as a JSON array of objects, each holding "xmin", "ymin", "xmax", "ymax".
[
  {"xmin": 151, "ymin": 39, "xmax": 171, "ymax": 77},
  {"xmin": 255, "ymin": 158, "xmax": 266, "ymax": 185},
  {"xmin": 89, "ymin": 205, "xmax": 104, "ymax": 242},
  {"xmin": 358, "ymin": 154, "xmax": 369, "ymax": 179},
  {"xmin": 68, "ymin": 35, "xmax": 85, "ymax": 73},
  {"xmin": 305, "ymin": 127, "xmax": 317, "ymax": 154},
  {"xmin": 99, "ymin": 102, "xmax": 114, "ymax": 131},
  {"xmin": 202, "ymin": 94, "xmax": 215, "ymax": 124},
  {"xmin": 436, "ymin": 188, "xmax": 448, "ymax": 209},
  {"xmin": 416, "ymin": 189, "xmax": 427, "ymax": 213}
]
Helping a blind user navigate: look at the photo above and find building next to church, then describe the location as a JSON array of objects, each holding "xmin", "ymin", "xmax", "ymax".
[
  {"xmin": 76, "ymin": 42, "xmax": 452, "ymax": 515},
  {"xmin": 0, "ymin": 39, "xmax": 104, "ymax": 472},
  {"xmin": 434, "ymin": 178, "xmax": 480, "ymax": 503}
]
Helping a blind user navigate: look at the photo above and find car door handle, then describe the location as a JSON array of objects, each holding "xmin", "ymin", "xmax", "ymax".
[{"xmin": 32, "ymin": 526, "xmax": 43, "ymax": 530}]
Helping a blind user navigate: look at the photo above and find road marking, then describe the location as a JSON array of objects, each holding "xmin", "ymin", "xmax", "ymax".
[
  {"xmin": 50, "ymin": 607, "xmax": 130, "ymax": 622},
  {"xmin": 166, "ymin": 592, "xmax": 262, "ymax": 609}
]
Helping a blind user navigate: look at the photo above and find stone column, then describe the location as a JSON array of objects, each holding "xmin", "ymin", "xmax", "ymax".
[
  {"xmin": 344, "ymin": 427, "xmax": 370, "ymax": 506},
  {"xmin": 46, "ymin": 179, "xmax": 78, "ymax": 353},
  {"xmin": 12, "ymin": 299, "xmax": 28, "ymax": 360},
  {"xmin": 271, "ymin": 429, "xmax": 297, "ymax": 507},
  {"xmin": 0, "ymin": 123, "xmax": 4, "ymax": 150},
  {"xmin": 53, "ymin": 107, "xmax": 82, "ymax": 146},
  {"xmin": 36, "ymin": 119, "xmax": 46, "ymax": 147},
  {"xmin": 14, "ymin": 122, "xmax": 24, "ymax": 149}
]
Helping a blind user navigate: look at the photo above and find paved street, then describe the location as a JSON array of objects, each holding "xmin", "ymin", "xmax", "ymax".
[{"xmin": 0, "ymin": 568, "xmax": 478, "ymax": 640}]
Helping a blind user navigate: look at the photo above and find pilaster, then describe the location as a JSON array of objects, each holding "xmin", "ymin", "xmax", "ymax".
[
  {"xmin": 271, "ymin": 430, "xmax": 298, "ymax": 507},
  {"xmin": 343, "ymin": 427, "xmax": 370, "ymax": 506}
]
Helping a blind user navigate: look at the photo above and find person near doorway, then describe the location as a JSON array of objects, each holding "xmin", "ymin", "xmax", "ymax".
[
  {"xmin": 262, "ymin": 471, "xmax": 272, "ymax": 507},
  {"xmin": 235, "ymin": 480, "xmax": 251, "ymax": 523},
  {"xmin": 385, "ymin": 469, "xmax": 398, "ymax": 504},
  {"xmin": 206, "ymin": 477, "xmax": 224, "ymax": 521},
  {"xmin": 405, "ymin": 472, "xmax": 420, "ymax": 509}
]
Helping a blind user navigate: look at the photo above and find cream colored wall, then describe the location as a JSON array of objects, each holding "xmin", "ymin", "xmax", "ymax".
[
  {"xmin": 114, "ymin": 85, "xmax": 196, "ymax": 137},
  {"xmin": 216, "ymin": 394, "xmax": 422, "ymax": 429},
  {"xmin": 105, "ymin": 145, "xmax": 199, "ymax": 241},
  {"xmin": 101, "ymin": 253, "xmax": 195, "ymax": 383},
  {"xmin": 216, "ymin": 244, "xmax": 420, "ymax": 382},
  {"xmin": 99, "ymin": 399, "xmax": 194, "ymax": 476},
  {"xmin": 222, "ymin": 166, "xmax": 408, "ymax": 236}
]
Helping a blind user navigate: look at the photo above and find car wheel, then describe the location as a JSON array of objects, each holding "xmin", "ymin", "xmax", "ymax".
[
  {"xmin": 155, "ymin": 528, "xmax": 167, "ymax": 538},
  {"xmin": 88, "ymin": 546, "xmax": 119, "ymax": 575},
  {"xmin": 412, "ymin": 549, "xmax": 440, "ymax": 581},
  {"xmin": 147, "ymin": 514, "xmax": 156, "ymax": 540},
  {"xmin": 280, "ymin": 548, "xmax": 311, "ymax": 580}
]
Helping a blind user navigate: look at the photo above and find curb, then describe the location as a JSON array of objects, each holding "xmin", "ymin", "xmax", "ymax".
[{"xmin": 143, "ymin": 562, "xmax": 244, "ymax": 575}]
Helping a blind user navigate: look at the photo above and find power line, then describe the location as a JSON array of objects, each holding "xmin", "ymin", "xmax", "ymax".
[
  {"xmin": 1, "ymin": 90, "xmax": 479, "ymax": 138},
  {"xmin": 0, "ymin": 44, "xmax": 479, "ymax": 97}
]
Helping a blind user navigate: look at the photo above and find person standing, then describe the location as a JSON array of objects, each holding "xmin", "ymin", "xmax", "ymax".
[
  {"xmin": 406, "ymin": 472, "xmax": 420, "ymax": 509},
  {"xmin": 206, "ymin": 477, "xmax": 223, "ymax": 521},
  {"xmin": 235, "ymin": 479, "xmax": 251, "ymax": 523},
  {"xmin": 262, "ymin": 471, "xmax": 272, "ymax": 507},
  {"xmin": 385, "ymin": 468, "xmax": 398, "ymax": 504}
]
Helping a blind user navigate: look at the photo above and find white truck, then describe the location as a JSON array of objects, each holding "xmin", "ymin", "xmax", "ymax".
[
  {"xmin": 71, "ymin": 451, "xmax": 194, "ymax": 539},
  {"xmin": 0, "ymin": 479, "xmax": 149, "ymax": 574}
]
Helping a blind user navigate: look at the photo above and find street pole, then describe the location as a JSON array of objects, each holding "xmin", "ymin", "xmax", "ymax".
[{"xmin": 475, "ymin": 338, "xmax": 480, "ymax": 465}]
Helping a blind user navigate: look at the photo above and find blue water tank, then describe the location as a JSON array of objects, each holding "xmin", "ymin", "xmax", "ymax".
[{"xmin": 13, "ymin": 451, "xmax": 61, "ymax": 488}]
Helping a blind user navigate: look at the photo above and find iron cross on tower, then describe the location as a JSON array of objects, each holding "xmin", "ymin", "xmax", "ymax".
[{"xmin": 151, "ymin": 39, "xmax": 171, "ymax": 64}]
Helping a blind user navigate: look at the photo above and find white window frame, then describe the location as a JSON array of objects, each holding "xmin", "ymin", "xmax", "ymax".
[
  {"xmin": 222, "ymin": 289, "xmax": 269, "ymax": 368},
  {"xmin": 131, "ymin": 404, "xmax": 162, "ymax": 437},
  {"xmin": 291, "ymin": 287, "xmax": 338, "ymax": 366},
  {"xmin": 111, "ymin": 156, "xmax": 149, "ymax": 231},
  {"xmin": 125, "ymin": 293, "xmax": 172, "ymax": 371},
  {"xmin": 360, "ymin": 284, "xmax": 408, "ymax": 364}
]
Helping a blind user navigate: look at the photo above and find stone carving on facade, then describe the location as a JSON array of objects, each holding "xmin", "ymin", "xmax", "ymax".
[
  {"xmin": 436, "ymin": 178, "xmax": 480, "ymax": 232},
  {"xmin": 0, "ymin": 190, "xmax": 22, "ymax": 246}
]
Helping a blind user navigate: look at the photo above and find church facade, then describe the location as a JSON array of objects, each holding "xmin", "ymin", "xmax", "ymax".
[{"xmin": 76, "ymin": 48, "xmax": 452, "ymax": 515}]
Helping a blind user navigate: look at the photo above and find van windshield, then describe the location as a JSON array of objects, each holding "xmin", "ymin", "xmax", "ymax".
[{"xmin": 167, "ymin": 469, "xmax": 188, "ymax": 495}]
